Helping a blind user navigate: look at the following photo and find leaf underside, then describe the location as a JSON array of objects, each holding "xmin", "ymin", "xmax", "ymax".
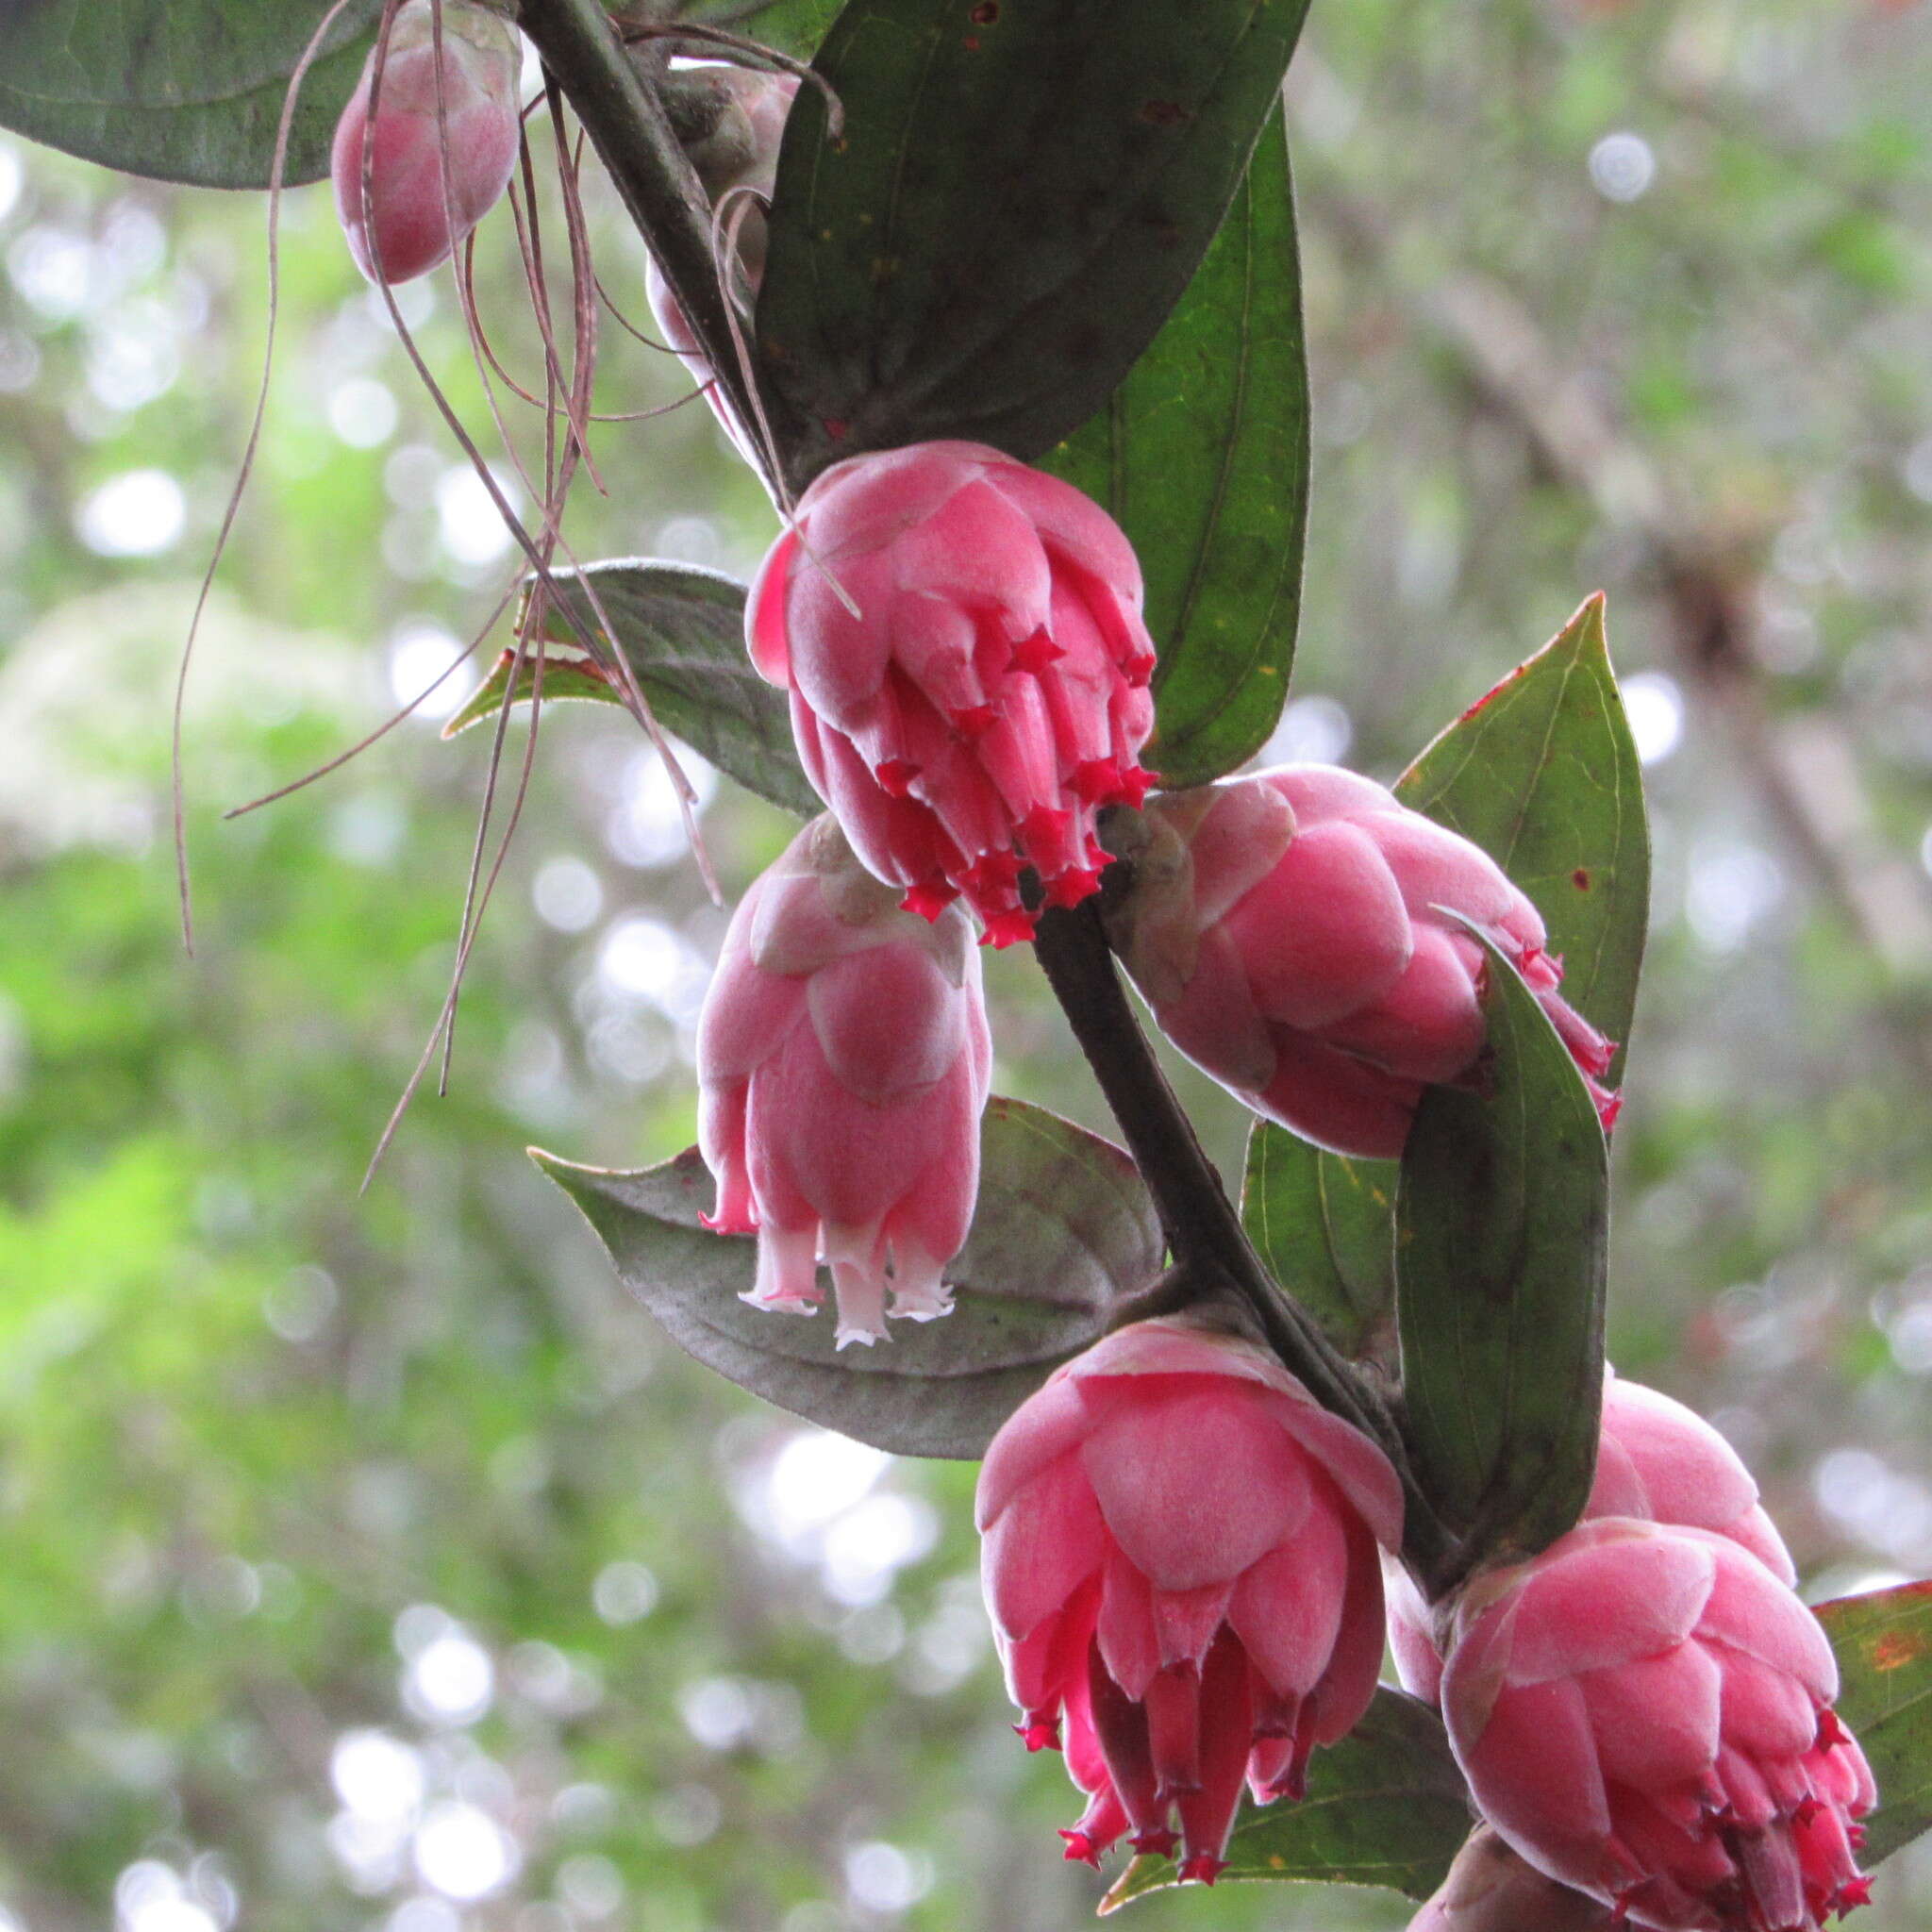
[
  {"xmin": 1395, "ymin": 931, "xmax": 1608, "ymax": 1558},
  {"xmin": 1101, "ymin": 1689, "xmax": 1470, "ymax": 1907},
  {"xmin": 533, "ymin": 1097, "xmax": 1163, "ymax": 1459},
  {"xmin": 0, "ymin": 0, "xmax": 381, "ymax": 188},
  {"xmin": 445, "ymin": 559, "xmax": 820, "ymax": 820},
  {"xmin": 755, "ymin": 0, "xmax": 1312, "ymax": 492}
]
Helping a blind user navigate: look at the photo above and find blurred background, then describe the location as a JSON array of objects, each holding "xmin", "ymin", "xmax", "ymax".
[{"xmin": 1, "ymin": 0, "xmax": 1931, "ymax": 1925}]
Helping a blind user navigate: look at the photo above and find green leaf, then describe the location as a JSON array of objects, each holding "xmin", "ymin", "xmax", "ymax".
[
  {"xmin": 0, "ymin": 0, "xmax": 381, "ymax": 189},
  {"xmin": 1101, "ymin": 1690, "xmax": 1470, "ymax": 1908},
  {"xmin": 1241, "ymin": 1124, "xmax": 1397, "ymax": 1364},
  {"xmin": 1395, "ymin": 929, "xmax": 1607, "ymax": 1560},
  {"xmin": 1041, "ymin": 109, "xmax": 1307, "ymax": 789},
  {"xmin": 1818, "ymin": 1581, "xmax": 1932, "ymax": 1865},
  {"xmin": 714, "ymin": 0, "xmax": 848, "ymax": 59},
  {"xmin": 1396, "ymin": 594, "xmax": 1651, "ymax": 1076},
  {"xmin": 532, "ymin": 1097, "xmax": 1163, "ymax": 1459},
  {"xmin": 445, "ymin": 559, "xmax": 819, "ymax": 820},
  {"xmin": 755, "ymin": 0, "xmax": 1312, "ymax": 491}
]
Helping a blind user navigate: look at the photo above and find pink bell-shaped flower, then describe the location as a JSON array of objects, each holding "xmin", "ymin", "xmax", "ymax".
[
  {"xmin": 696, "ymin": 815, "xmax": 991, "ymax": 1347},
  {"xmin": 1440, "ymin": 1519, "xmax": 1875, "ymax": 1931},
  {"xmin": 331, "ymin": 0, "xmax": 524, "ymax": 286},
  {"xmin": 747, "ymin": 441, "xmax": 1158, "ymax": 945},
  {"xmin": 1388, "ymin": 1373, "xmax": 1797, "ymax": 1707},
  {"xmin": 1105, "ymin": 764, "xmax": 1618, "ymax": 1158},
  {"xmin": 975, "ymin": 1318, "xmax": 1404, "ymax": 1882}
]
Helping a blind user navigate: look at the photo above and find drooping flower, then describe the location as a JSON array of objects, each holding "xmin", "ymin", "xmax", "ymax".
[
  {"xmin": 331, "ymin": 0, "xmax": 524, "ymax": 286},
  {"xmin": 1105, "ymin": 764, "xmax": 1618, "ymax": 1158},
  {"xmin": 1387, "ymin": 1373, "xmax": 1796, "ymax": 1707},
  {"xmin": 976, "ymin": 1318, "xmax": 1404, "ymax": 1882},
  {"xmin": 695, "ymin": 814, "xmax": 991, "ymax": 1346},
  {"xmin": 747, "ymin": 441, "xmax": 1158, "ymax": 944},
  {"xmin": 1440, "ymin": 1519, "xmax": 1875, "ymax": 1931}
]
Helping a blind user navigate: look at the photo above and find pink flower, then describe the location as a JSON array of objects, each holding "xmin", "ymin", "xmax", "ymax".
[
  {"xmin": 696, "ymin": 815, "xmax": 991, "ymax": 1347},
  {"xmin": 975, "ymin": 1318, "xmax": 1404, "ymax": 1882},
  {"xmin": 331, "ymin": 0, "xmax": 523, "ymax": 286},
  {"xmin": 1588, "ymin": 1374, "xmax": 1795, "ymax": 1584},
  {"xmin": 747, "ymin": 441, "xmax": 1158, "ymax": 945},
  {"xmin": 1388, "ymin": 1374, "xmax": 1797, "ymax": 1707},
  {"xmin": 1106, "ymin": 764, "xmax": 1618, "ymax": 1158},
  {"xmin": 1440, "ymin": 1519, "xmax": 1875, "ymax": 1931}
]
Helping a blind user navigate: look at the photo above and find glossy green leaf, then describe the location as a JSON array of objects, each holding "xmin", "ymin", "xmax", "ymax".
[
  {"xmin": 445, "ymin": 559, "xmax": 819, "ymax": 819},
  {"xmin": 0, "ymin": 0, "xmax": 381, "ymax": 189},
  {"xmin": 532, "ymin": 1097, "xmax": 1162, "ymax": 1459},
  {"xmin": 1396, "ymin": 594, "xmax": 1650, "ymax": 1077},
  {"xmin": 1818, "ymin": 1581, "xmax": 1932, "ymax": 1865},
  {"xmin": 755, "ymin": 0, "xmax": 1312, "ymax": 491},
  {"xmin": 1101, "ymin": 1690, "xmax": 1470, "ymax": 1908},
  {"xmin": 1241, "ymin": 1124, "xmax": 1397, "ymax": 1364},
  {"xmin": 1041, "ymin": 110, "xmax": 1307, "ymax": 789},
  {"xmin": 1396, "ymin": 929, "xmax": 1607, "ymax": 1559}
]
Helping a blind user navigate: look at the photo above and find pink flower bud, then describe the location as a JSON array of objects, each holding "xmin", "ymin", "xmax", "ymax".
[
  {"xmin": 1388, "ymin": 1374, "xmax": 1798, "ymax": 1707},
  {"xmin": 1106, "ymin": 765, "xmax": 1618, "ymax": 1158},
  {"xmin": 1408, "ymin": 1827, "xmax": 1619, "ymax": 1932},
  {"xmin": 1440, "ymin": 1519, "xmax": 1875, "ymax": 1931},
  {"xmin": 975, "ymin": 1318, "xmax": 1404, "ymax": 1881},
  {"xmin": 331, "ymin": 0, "xmax": 523, "ymax": 286},
  {"xmin": 1588, "ymin": 1374, "xmax": 1797, "ymax": 1585},
  {"xmin": 749, "ymin": 442, "xmax": 1158, "ymax": 942},
  {"xmin": 695, "ymin": 815, "xmax": 991, "ymax": 1347}
]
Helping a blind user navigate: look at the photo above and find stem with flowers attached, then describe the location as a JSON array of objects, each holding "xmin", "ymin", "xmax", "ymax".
[
  {"xmin": 512, "ymin": 0, "xmax": 1459, "ymax": 1591},
  {"xmin": 1031, "ymin": 897, "xmax": 1457, "ymax": 1587}
]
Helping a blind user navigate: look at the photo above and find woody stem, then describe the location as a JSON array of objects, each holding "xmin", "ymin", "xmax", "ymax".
[
  {"xmin": 516, "ymin": 0, "xmax": 772, "ymax": 492},
  {"xmin": 1031, "ymin": 897, "xmax": 1457, "ymax": 1583}
]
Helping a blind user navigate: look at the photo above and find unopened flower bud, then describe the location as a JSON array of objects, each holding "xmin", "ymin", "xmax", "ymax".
[
  {"xmin": 1388, "ymin": 1372, "xmax": 1797, "ymax": 1707},
  {"xmin": 1408, "ymin": 1827, "xmax": 1618, "ymax": 1932},
  {"xmin": 1441, "ymin": 1519, "xmax": 1875, "ymax": 1930},
  {"xmin": 695, "ymin": 815, "xmax": 991, "ymax": 1347},
  {"xmin": 645, "ymin": 63, "xmax": 799, "ymax": 458},
  {"xmin": 976, "ymin": 1318, "xmax": 1404, "ymax": 1882},
  {"xmin": 1105, "ymin": 765, "xmax": 1618, "ymax": 1158},
  {"xmin": 748, "ymin": 441, "xmax": 1157, "ymax": 942},
  {"xmin": 331, "ymin": 0, "xmax": 523, "ymax": 286}
]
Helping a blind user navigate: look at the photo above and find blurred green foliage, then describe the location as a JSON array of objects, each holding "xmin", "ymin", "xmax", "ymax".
[{"xmin": 2, "ymin": 0, "xmax": 1932, "ymax": 1928}]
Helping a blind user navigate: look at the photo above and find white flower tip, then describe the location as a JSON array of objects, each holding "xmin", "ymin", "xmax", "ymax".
[{"xmin": 740, "ymin": 1288, "xmax": 820, "ymax": 1318}]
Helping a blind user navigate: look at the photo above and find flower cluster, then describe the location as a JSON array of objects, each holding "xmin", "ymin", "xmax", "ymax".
[{"xmin": 331, "ymin": 54, "xmax": 1882, "ymax": 1927}]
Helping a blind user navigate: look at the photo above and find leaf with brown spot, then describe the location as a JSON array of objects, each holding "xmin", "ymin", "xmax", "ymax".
[{"xmin": 1819, "ymin": 1580, "xmax": 1932, "ymax": 1864}]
